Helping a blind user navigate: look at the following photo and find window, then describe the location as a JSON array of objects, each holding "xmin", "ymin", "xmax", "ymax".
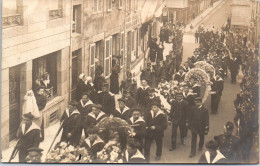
[
  {"xmin": 104, "ymin": 37, "xmax": 112, "ymax": 78},
  {"xmin": 94, "ymin": 0, "xmax": 102, "ymax": 13},
  {"xmin": 32, "ymin": 52, "xmax": 57, "ymax": 101},
  {"xmin": 72, "ymin": 5, "xmax": 81, "ymax": 33},
  {"xmin": 120, "ymin": 32, "xmax": 125, "ymax": 67},
  {"xmin": 107, "ymin": 0, "xmax": 112, "ymax": 11},
  {"xmin": 119, "ymin": 0, "xmax": 123, "ymax": 9},
  {"xmin": 89, "ymin": 44, "xmax": 96, "ymax": 78}
]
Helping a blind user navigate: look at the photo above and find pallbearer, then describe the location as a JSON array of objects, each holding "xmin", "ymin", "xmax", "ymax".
[
  {"xmin": 60, "ymin": 101, "xmax": 82, "ymax": 146},
  {"xmin": 17, "ymin": 112, "xmax": 41, "ymax": 162}
]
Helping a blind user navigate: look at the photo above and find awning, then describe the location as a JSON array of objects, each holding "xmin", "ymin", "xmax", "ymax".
[
  {"xmin": 154, "ymin": 1, "xmax": 166, "ymax": 18},
  {"xmin": 141, "ymin": 0, "xmax": 159, "ymax": 23}
]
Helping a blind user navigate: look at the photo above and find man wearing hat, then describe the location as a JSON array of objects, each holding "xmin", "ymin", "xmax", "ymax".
[
  {"xmin": 124, "ymin": 138, "xmax": 146, "ymax": 163},
  {"xmin": 16, "ymin": 112, "xmax": 41, "ymax": 162},
  {"xmin": 169, "ymin": 92, "xmax": 190, "ymax": 150},
  {"xmin": 96, "ymin": 82, "xmax": 115, "ymax": 116},
  {"xmin": 228, "ymin": 55, "xmax": 239, "ymax": 83},
  {"xmin": 83, "ymin": 104, "xmax": 108, "ymax": 137},
  {"xmin": 60, "ymin": 101, "xmax": 82, "ymax": 146},
  {"xmin": 112, "ymin": 98, "xmax": 131, "ymax": 121},
  {"xmin": 140, "ymin": 64, "xmax": 154, "ymax": 86},
  {"xmin": 188, "ymin": 97, "xmax": 209, "ymax": 158},
  {"xmin": 120, "ymin": 71, "xmax": 134, "ymax": 96},
  {"xmin": 144, "ymin": 102, "xmax": 167, "ymax": 162},
  {"xmin": 25, "ymin": 147, "xmax": 43, "ymax": 163},
  {"xmin": 214, "ymin": 122, "xmax": 241, "ymax": 162},
  {"xmin": 145, "ymin": 88, "xmax": 161, "ymax": 112},
  {"xmin": 127, "ymin": 108, "xmax": 146, "ymax": 152},
  {"xmin": 174, "ymin": 68, "xmax": 186, "ymax": 83},
  {"xmin": 198, "ymin": 140, "xmax": 226, "ymax": 163},
  {"xmin": 78, "ymin": 92, "xmax": 93, "ymax": 117},
  {"xmin": 123, "ymin": 89, "xmax": 137, "ymax": 109},
  {"xmin": 136, "ymin": 79, "xmax": 150, "ymax": 113},
  {"xmin": 76, "ymin": 73, "xmax": 87, "ymax": 101},
  {"xmin": 210, "ymin": 73, "xmax": 224, "ymax": 114},
  {"xmin": 81, "ymin": 126, "xmax": 105, "ymax": 159}
]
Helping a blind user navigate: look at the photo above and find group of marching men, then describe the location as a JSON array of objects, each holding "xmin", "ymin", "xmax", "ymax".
[{"xmin": 12, "ymin": 21, "xmax": 257, "ymax": 163}]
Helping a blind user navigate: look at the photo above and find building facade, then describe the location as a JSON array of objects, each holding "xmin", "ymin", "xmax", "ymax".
[
  {"xmin": 247, "ymin": 0, "xmax": 259, "ymax": 49},
  {"xmin": 231, "ymin": 0, "xmax": 251, "ymax": 32},
  {"xmin": 1, "ymin": 0, "xmax": 163, "ymax": 150},
  {"xmin": 2, "ymin": 0, "xmax": 71, "ymax": 149}
]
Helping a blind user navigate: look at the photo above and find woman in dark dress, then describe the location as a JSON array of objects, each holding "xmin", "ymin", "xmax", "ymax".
[{"xmin": 110, "ymin": 58, "xmax": 120, "ymax": 94}]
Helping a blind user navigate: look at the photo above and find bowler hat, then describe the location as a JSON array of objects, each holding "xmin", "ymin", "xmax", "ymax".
[{"xmin": 91, "ymin": 104, "xmax": 102, "ymax": 109}]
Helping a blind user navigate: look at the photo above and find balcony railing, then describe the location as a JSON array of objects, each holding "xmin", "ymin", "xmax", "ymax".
[
  {"xmin": 2, "ymin": 14, "xmax": 22, "ymax": 28},
  {"xmin": 49, "ymin": 9, "xmax": 62, "ymax": 20}
]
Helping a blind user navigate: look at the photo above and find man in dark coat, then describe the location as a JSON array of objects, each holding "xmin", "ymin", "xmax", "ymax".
[
  {"xmin": 112, "ymin": 98, "xmax": 131, "ymax": 121},
  {"xmin": 140, "ymin": 63, "xmax": 154, "ymax": 86},
  {"xmin": 149, "ymin": 38, "xmax": 158, "ymax": 62},
  {"xmin": 198, "ymin": 140, "xmax": 227, "ymax": 164},
  {"xmin": 96, "ymin": 83, "xmax": 115, "ymax": 116},
  {"xmin": 136, "ymin": 79, "xmax": 150, "ymax": 114},
  {"xmin": 60, "ymin": 101, "xmax": 82, "ymax": 146},
  {"xmin": 83, "ymin": 104, "xmax": 108, "ymax": 137},
  {"xmin": 127, "ymin": 108, "xmax": 146, "ymax": 152},
  {"xmin": 35, "ymin": 86, "xmax": 47, "ymax": 141},
  {"xmin": 124, "ymin": 138, "xmax": 146, "ymax": 163},
  {"xmin": 214, "ymin": 122, "xmax": 241, "ymax": 163},
  {"xmin": 145, "ymin": 88, "xmax": 161, "ymax": 112},
  {"xmin": 144, "ymin": 102, "xmax": 167, "ymax": 162},
  {"xmin": 229, "ymin": 56, "xmax": 239, "ymax": 83},
  {"xmin": 188, "ymin": 98, "xmax": 209, "ymax": 158},
  {"xmin": 174, "ymin": 68, "xmax": 186, "ymax": 83},
  {"xmin": 169, "ymin": 93, "xmax": 190, "ymax": 150},
  {"xmin": 211, "ymin": 74, "xmax": 224, "ymax": 114},
  {"xmin": 76, "ymin": 73, "xmax": 87, "ymax": 101},
  {"xmin": 93, "ymin": 66, "xmax": 106, "ymax": 92},
  {"xmin": 78, "ymin": 92, "xmax": 93, "ymax": 117},
  {"xmin": 17, "ymin": 113, "xmax": 41, "ymax": 162},
  {"xmin": 190, "ymin": 79, "xmax": 201, "ymax": 98},
  {"xmin": 120, "ymin": 72, "xmax": 133, "ymax": 95},
  {"xmin": 81, "ymin": 126, "xmax": 105, "ymax": 159},
  {"xmin": 123, "ymin": 90, "xmax": 137, "ymax": 108}
]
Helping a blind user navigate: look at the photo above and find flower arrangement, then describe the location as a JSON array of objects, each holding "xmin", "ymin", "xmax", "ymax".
[
  {"xmin": 200, "ymin": 63, "xmax": 215, "ymax": 80},
  {"xmin": 96, "ymin": 141, "xmax": 124, "ymax": 163},
  {"xmin": 184, "ymin": 68, "xmax": 211, "ymax": 103},
  {"xmin": 45, "ymin": 142, "xmax": 92, "ymax": 163}
]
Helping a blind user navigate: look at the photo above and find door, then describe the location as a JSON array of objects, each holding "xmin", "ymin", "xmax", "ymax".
[
  {"xmin": 71, "ymin": 49, "xmax": 82, "ymax": 100},
  {"xmin": 9, "ymin": 65, "xmax": 21, "ymax": 140}
]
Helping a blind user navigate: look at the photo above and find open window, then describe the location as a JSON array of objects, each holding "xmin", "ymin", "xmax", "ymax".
[{"xmin": 72, "ymin": 5, "xmax": 81, "ymax": 34}]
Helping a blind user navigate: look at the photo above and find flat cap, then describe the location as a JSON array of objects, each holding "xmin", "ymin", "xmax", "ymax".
[
  {"xmin": 27, "ymin": 147, "xmax": 44, "ymax": 153},
  {"xmin": 90, "ymin": 104, "xmax": 102, "ymax": 109},
  {"xmin": 118, "ymin": 98, "xmax": 127, "ymax": 103},
  {"xmin": 86, "ymin": 126, "xmax": 99, "ymax": 134},
  {"xmin": 23, "ymin": 112, "xmax": 35, "ymax": 120},
  {"xmin": 68, "ymin": 101, "xmax": 79, "ymax": 106},
  {"xmin": 205, "ymin": 140, "xmax": 219, "ymax": 150},
  {"xmin": 225, "ymin": 122, "xmax": 234, "ymax": 131}
]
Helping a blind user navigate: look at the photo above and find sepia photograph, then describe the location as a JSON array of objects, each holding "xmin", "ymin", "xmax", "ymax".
[{"xmin": 1, "ymin": 0, "xmax": 259, "ymax": 164}]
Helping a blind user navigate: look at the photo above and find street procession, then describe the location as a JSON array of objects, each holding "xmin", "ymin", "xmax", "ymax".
[{"xmin": 1, "ymin": 0, "xmax": 259, "ymax": 164}]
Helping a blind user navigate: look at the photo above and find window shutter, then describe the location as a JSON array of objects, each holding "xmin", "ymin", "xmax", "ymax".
[
  {"xmin": 120, "ymin": 32, "xmax": 124, "ymax": 67},
  {"xmin": 104, "ymin": 37, "xmax": 112, "ymax": 78},
  {"xmin": 90, "ymin": 44, "xmax": 96, "ymax": 78}
]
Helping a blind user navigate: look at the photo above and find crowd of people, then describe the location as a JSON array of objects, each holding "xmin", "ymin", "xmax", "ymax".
[{"xmin": 12, "ymin": 18, "xmax": 258, "ymax": 164}]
